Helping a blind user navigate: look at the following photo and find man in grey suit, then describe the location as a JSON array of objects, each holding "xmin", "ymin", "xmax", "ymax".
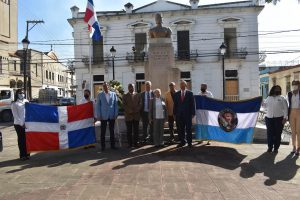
[
  {"xmin": 140, "ymin": 81, "xmax": 154, "ymax": 144},
  {"xmin": 96, "ymin": 82, "xmax": 119, "ymax": 151},
  {"xmin": 123, "ymin": 83, "xmax": 142, "ymax": 148}
]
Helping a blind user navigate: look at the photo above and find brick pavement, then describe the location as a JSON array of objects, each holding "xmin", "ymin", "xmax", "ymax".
[{"xmin": 0, "ymin": 124, "xmax": 299, "ymax": 200}]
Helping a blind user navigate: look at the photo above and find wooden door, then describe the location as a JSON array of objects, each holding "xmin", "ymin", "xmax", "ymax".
[{"xmin": 225, "ymin": 79, "xmax": 238, "ymax": 95}]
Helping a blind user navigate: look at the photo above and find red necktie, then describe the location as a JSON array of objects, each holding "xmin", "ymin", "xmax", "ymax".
[{"xmin": 181, "ymin": 91, "xmax": 184, "ymax": 102}]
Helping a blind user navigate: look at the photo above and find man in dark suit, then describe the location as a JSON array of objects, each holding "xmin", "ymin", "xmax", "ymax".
[
  {"xmin": 140, "ymin": 81, "xmax": 154, "ymax": 144},
  {"xmin": 173, "ymin": 80, "xmax": 195, "ymax": 147}
]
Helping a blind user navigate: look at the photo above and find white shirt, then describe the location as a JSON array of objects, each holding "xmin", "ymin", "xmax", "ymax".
[
  {"xmin": 264, "ymin": 95, "xmax": 288, "ymax": 119},
  {"xmin": 155, "ymin": 98, "xmax": 164, "ymax": 119},
  {"xmin": 11, "ymin": 99, "xmax": 29, "ymax": 126},
  {"xmin": 199, "ymin": 90, "xmax": 214, "ymax": 98},
  {"xmin": 291, "ymin": 92, "xmax": 300, "ymax": 109},
  {"xmin": 105, "ymin": 92, "xmax": 110, "ymax": 103}
]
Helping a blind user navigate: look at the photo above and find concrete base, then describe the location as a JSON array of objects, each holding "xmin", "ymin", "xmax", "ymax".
[{"xmin": 146, "ymin": 38, "xmax": 179, "ymax": 94}]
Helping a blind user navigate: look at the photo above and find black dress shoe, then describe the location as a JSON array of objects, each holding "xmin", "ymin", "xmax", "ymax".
[
  {"xmin": 273, "ymin": 149, "xmax": 278, "ymax": 154},
  {"xmin": 188, "ymin": 143, "xmax": 193, "ymax": 148},
  {"xmin": 267, "ymin": 148, "xmax": 272, "ymax": 153},
  {"xmin": 177, "ymin": 143, "xmax": 185, "ymax": 148}
]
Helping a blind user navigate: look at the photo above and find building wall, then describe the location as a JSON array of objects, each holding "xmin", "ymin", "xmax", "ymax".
[
  {"xmin": 0, "ymin": 0, "xmax": 18, "ymax": 53},
  {"xmin": 69, "ymin": 1, "xmax": 263, "ymax": 102},
  {"xmin": 0, "ymin": 0, "xmax": 20, "ymax": 89},
  {"xmin": 268, "ymin": 66, "xmax": 300, "ymax": 96}
]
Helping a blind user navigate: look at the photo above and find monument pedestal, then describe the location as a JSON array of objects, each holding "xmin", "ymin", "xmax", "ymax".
[{"xmin": 145, "ymin": 38, "xmax": 179, "ymax": 94}]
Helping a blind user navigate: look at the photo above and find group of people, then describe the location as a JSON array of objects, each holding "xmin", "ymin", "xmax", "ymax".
[
  {"xmin": 263, "ymin": 80, "xmax": 300, "ymax": 156},
  {"xmin": 92, "ymin": 80, "xmax": 213, "ymax": 151},
  {"xmin": 10, "ymin": 79, "xmax": 300, "ymax": 161}
]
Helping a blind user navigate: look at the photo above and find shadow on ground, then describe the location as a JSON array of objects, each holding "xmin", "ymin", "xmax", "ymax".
[
  {"xmin": 0, "ymin": 143, "xmax": 298, "ymax": 185},
  {"xmin": 240, "ymin": 152, "xmax": 299, "ymax": 186}
]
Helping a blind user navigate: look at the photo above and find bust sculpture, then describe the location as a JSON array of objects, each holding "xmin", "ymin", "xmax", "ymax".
[{"xmin": 149, "ymin": 13, "xmax": 172, "ymax": 38}]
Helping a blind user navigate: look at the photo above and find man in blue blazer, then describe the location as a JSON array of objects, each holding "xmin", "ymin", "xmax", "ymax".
[
  {"xmin": 96, "ymin": 82, "xmax": 119, "ymax": 151},
  {"xmin": 173, "ymin": 80, "xmax": 195, "ymax": 147}
]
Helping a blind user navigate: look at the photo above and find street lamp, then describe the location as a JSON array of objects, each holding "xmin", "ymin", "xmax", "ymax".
[
  {"xmin": 22, "ymin": 37, "xmax": 30, "ymax": 98},
  {"xmin": 219, "ymin": 42, "xmax": 227, "ymax": 100},
  {"xmin": 110, "ymin": 46, "xmax": 116, "ymax": 80}
]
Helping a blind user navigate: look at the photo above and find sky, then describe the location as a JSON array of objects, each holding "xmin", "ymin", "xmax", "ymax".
[{"xmin": 18, "ymin": 0, "xmax": 300, "ymax": 66}]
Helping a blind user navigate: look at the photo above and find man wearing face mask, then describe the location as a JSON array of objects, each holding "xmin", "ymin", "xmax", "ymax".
[
  {"xmin": 199, "ymin": 83, "xmax": 213, "ymax": 145},
  {"xmin": 80, "ymin": 89, "xmax": 96, "ymax": 149},
  {"xmin": 287, "ymin": 80, "xmax": 300, "ymax": 156},
  {"xmin": 199, "ymin": 83, "xmax": 213, "ymax": 98},
  {"xmin": 11, "ymin": 89, "xmax": 29, "ymax": 160},
  {"xmin": 263, "ymin": 85, "xmax": 288, "ymax": 154}
]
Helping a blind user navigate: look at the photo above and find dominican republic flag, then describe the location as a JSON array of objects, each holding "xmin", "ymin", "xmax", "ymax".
[
  {"xmin": 195, "ymin": 96, "xmax": 262, "ymax": 144},
  {"xmin": 25, "ymin": 102, "xmax": 96, "ymax": 152},
  {"xmin": 84, "ymin": 0, "xmax": 101, "ymax": 41}
]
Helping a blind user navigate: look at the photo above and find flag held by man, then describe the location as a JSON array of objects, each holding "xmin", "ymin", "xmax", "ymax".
[
  {"xmin": 25, "ymin": 102, "xmax": 96, "ymax": 152},
  {"xmin": 195, "ymin": 96, "xmax": 262, "ymax": 144}
]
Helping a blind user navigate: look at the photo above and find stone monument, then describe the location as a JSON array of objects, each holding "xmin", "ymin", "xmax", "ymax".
[{"xmin": 146, "ymin": 13, "xmax": 179, "ymax": 93}]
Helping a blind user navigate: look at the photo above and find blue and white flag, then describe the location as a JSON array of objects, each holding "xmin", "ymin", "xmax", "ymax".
[{"xmin": 195, "ymin": 96, "xmax": 262, "ymax": 144}]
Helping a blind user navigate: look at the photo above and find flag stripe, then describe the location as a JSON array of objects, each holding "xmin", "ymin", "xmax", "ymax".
[
  {"xmin": 195, "ymin": 125, "xmax": 254, "ymax": 144},
  {"xmin": 195, "ymin": 96, "xmax": 262, "ymax": 113},
  {"xmin": 26, "ymin": 132, "xmax": 59, "ymax": 152},
  {"xmin": 25, "ymin": 103, "xmax": 58, "ymax": 123},
  {"xmin": 67, "ymin": 102, "xmax": 94, "ymax": 122},
  {"xmin": 196, "ymin": 110, "xmax": 258, "ymax": 129},
  {"xmin": 68, "ymin": 127, "xmax": 96, "ymax": 148},
  {"xmin": 58, "ymin": 107, "xmax": 69, "ymax": 149},
  {"xmin": 68, "ymin": 118, "xmax": 94, "ymax": 132},
  {"xmin": 26, "ymin": 122, "xmax": 59, "ymax": 132}
]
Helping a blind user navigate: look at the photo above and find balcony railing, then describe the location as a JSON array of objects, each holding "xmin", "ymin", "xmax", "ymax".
[
  {"xmin": 175, "ymin": 50, "xmax": 199, "ymax": 61},
  {"xmin": 126, "ymin": 52, "xmax": 148, "ymax": 63},
  {"xmin": 224, "ymin": 95, "xmax": 239, "ymax": 101},
  {"xmin": 220, "ymin": 48, "xmax": 248, "ymax": 60}
]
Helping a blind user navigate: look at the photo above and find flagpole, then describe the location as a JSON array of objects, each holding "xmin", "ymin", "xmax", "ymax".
[{"xmin": 89, "ymin": 38, "xmax": 93, "ymax": 100}]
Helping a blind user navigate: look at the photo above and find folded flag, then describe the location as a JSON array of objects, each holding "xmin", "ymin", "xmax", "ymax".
[
  {"xmin": 195, "ymin": 96, "xmax": 262, "ymax": 144},
  {"xmin": 25, "ymin": 102, "xmax": 96, "ymax": 152}
]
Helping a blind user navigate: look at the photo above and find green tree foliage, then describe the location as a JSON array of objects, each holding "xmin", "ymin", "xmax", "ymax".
[{"xmin": 109, "ymin": 80, "xmax": 125, "ymax": 111}]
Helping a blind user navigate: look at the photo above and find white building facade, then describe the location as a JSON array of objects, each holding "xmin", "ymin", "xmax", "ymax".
[{"xmin": 68, "ymin": 0, "xmax": 264, "ymax": 102}]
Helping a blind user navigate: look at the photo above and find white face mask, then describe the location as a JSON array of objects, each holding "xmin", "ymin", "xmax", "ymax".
[
  {"xmin": 18, "ymin": 94, "xmax": 25, "ymax": 100},
  {"xmin": 292, "ymin": 85, "xmax": 299, "ymax": 91}
]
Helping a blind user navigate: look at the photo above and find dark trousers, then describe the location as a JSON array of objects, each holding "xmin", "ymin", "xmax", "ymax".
[
  {"xmin": 14, "ymin": 125, "xmax": 28, "ymax": 158},
  {"xmin": 168, "ymin": 115, "xmax": 175, "ymax": 139},
  {"xmin": 177, "ymin": 113, "xmax": 192, "ymax": 145},
  {"xmin": 126, "ymin": 120, "xmax": 139, "ymax": 147},
  {"xmin": 142, "ymin": 111, "xmax": 153, "ymax": 142},
  {"xmin": 100, "ymin": 119, "xmax": 115, "ymax": 149},
  {"xmin": 265, "ymin": 117, "xmax": 284, "ymax": 150}
]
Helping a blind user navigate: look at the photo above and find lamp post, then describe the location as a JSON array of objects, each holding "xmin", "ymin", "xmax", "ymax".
[
  {"xmin": 22, "ymin": 37, "xmax": 30, "ymax": 98},
  {"xmin": 219, "ymin": 42, "xmax": 227, "ymax": 100},
  {"xmin": 110, "ymin": 46, "xmax": 116, "ymax": 80}
]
